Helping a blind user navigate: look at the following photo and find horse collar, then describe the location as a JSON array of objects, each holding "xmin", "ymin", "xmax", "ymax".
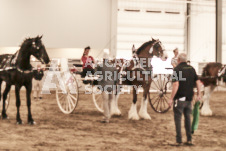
[{"xmin": 17, "ymin": 67, "xmax": 33, "ymax": 74}]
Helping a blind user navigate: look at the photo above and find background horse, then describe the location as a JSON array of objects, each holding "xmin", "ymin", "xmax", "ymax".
[
  {"xmin": 200, "ymin": 62, "xmax": 225, "ymax": 116},
  {"xmin": 0, "ymin": 35, "xmax": 50, "ymax": 124},
  {"xmin": 111, "ymin": 38, "xmax": 167, "ymax": 120}
]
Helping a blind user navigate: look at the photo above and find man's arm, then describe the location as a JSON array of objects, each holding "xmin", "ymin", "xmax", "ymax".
[
  {"xmin": 196, "ymin": 80, "xmax": 202, "ymax": 101},
  {"xmin": 168, "ymin": 81, "xmax": 179, "ymax": 107},
  {"xmin": 90, "ymin": 56, "xmax": 95, "ymax": 64},
  {"xmin": 193, "ymin": 68, "xmax": 202, "ymax": 101}
]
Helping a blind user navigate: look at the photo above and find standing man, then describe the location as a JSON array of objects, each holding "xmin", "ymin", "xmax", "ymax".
[
  {"xmin": 171, "ymin": 48, "xmax": 179, "ymax": 68},
  {"xmin": 33, "ymin": 64, "xmax": 44, "ymax": 100},
  {"xmin": 168, "ymin": 53, "xmax": 202, "ymax": 146},
  {"xmin": 95, "ymin": 50, "xmax": 117, "ymax": 123}
]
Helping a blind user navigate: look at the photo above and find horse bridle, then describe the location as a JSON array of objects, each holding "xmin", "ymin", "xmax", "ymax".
[
  {"xmin": 32, "ymin": 41, "xmax": 46, "ymax": 64},
  {"xmin": 149, "ymin": 40, "xmax": 163, "ymax": 58},
  {"xmin": 131, "ymin": 42, "xmax": 161, "ymax": 72},
  {"xmin": 218, "ymin": 65, "xmax": 226, "ymax": 77}
]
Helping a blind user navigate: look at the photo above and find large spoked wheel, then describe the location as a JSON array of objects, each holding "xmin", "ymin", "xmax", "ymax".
[
  {"xmin": 92, "ymin": 85, "xmax": 104, "ymax": 113},
  {"xmin": 92, "ymin": 84, "xmax": 122, "ymax": 113},
  {"xmin": 149, "ymin": 74, "xmax": 171, "ymax": 113},
  {"xmin": 56, "ymin": 72, "xmax": 79, "ymax": 114}
]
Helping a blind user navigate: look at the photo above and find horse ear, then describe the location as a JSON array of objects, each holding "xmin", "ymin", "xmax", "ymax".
[
  {"xmin": 132, "ymin": 44, "xmax": 135, "ymax": 51},
  {"xmin": 39, "ymin": 35, "xmax": 43, "ymax": 39},
  {"xmin": 35, "ymin": 35, "xmax": 39, "ymax": 40}
]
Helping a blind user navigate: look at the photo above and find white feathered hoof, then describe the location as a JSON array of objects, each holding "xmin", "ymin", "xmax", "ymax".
[
  {"xmin": 128, "ymin": 104, "xmax": 140, "ymax": 120},
  {"xmin": 139, "ymin": 111, "xmax": 151, "ymax": 120},
  {"xmin": 110, "ymin": 100, "xmax": 122, "ymax": 116},
  {"xmin": 111, "ymin": 109, "xmax": 122, "ymax": 116},
  {"xmin": 128, "ymin": 111, "xmax": 140, "ymax": 120},
  {"xmin": 201, "ymin": 107, "xmax": 213, "ymax": 116},
  {"xmin": 139, "ymin": 98, "xmax": 151, "ymax": 120}
]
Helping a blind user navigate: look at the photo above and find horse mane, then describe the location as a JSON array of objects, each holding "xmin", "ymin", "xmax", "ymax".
[
  {"xmin": 20, "ymin": 37, "xmax": 33, "ymax": 47},
  {"xmin": 136, "ymin": 40, "xmax": 154, "ymax": 55},
  {"xmin": 202, "ymin": 62, "xmax": 222, "ymax": 77}
]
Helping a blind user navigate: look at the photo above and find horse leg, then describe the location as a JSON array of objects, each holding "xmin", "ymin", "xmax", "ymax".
[
  {"xmin": 110, "ymin": 87, "xmax": 121, "ymax": 116},
  {"xmin": 0, "ymin": 79, "xmax": 2, "ymax": 101},
  {"xmin": 25, "ymin": 83, "xmax": 35, "ymax": 125},
  {"xmin": 128, "ymin": 87, "xmax": 139, "ymax": 120},
  {"xmin": 0, "ymin": 80, "xmax": 2, "ymax": 116},
  {"xmin": 2, "ymin": 84, "xmax": 11, "ymax": 119},
  {"xmin": 15, "ymin": 85, "xmax": 22, "ymax": 124},
  {"xmin": 139, "ymin": 85, "xmax": 151, "ymax": 120},
  {"xmin": 201, "ymin": 85, "xmax": 216, "ymax": 116}
]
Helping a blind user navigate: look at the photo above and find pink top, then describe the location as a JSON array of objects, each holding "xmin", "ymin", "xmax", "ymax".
[{"xmin": 81, "ymin": 56, "xmax": 94, "ymax": 69}]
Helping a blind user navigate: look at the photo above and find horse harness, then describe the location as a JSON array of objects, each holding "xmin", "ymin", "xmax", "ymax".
[
  {"xmin": 118, "ymin": 41, "xmax": 162, "ymax": 84},
  {"xmin": 0, "ymin": 51, "xmax": 33, "ymax": 74},
  {"xmin": 200, "ymin": 65, "xmax": 226, "ymax": 86}
]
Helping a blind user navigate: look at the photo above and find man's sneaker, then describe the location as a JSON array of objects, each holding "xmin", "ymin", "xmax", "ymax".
[
  {"xmin": 184, "ymin": 141, "xmax": 194, "ymax": 146},
  {"xmin": 169, "ymin": 142, "xmax": 182, "ymax": 146},
  {"xmin": 175, "ymin": 142, "xmax": 183, "ymax": 146}
]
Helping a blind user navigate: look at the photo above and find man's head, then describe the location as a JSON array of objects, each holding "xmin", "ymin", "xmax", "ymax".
[
  {"xmin": 173, "ymin": 48, "xmax": 179, "ymax": 56},
  {"xmin": 177, "ymin": 53, "xmax": 187, "ymax": 64}
]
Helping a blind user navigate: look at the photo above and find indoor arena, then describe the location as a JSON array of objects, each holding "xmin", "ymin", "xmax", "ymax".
[{"xmin": 0, "ymin": 0, "xmax": 226, "ymax": 150}]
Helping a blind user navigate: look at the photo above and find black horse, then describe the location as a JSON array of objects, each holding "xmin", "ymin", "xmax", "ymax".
[{"xmin": 0, "ymin": 35, "xmax": 50, "ymax": 124}]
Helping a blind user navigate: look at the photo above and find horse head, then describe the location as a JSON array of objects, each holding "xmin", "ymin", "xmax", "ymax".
[
  {"xmin": 137, "ymin": 38, "xmax": 167, "ymax": 61},
  {"xmin": 150, "ymin": 38, "xmax": 168, "ymax": 61},
  {"xmin": 29, "ymin": 35, "xmax": 50, "ymax": 64}
]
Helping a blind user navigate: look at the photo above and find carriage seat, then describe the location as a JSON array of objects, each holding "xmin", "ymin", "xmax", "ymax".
[{"xmin": 72, "ymin": 64, "xmax": 98, "ymax": 85}]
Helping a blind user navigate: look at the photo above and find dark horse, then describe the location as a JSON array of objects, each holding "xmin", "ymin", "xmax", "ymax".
[
  {"xmin": 111, "ymin": 38, "xmax": 167, "ymax": 120},
  {"xmin": 0, "ymin": 36, "xmax": 50, "ymax": 124}
]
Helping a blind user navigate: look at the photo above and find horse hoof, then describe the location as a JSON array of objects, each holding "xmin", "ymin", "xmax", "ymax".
[
  {"xmin": 16, "ymin": 121, "xmax": 23, "ymax": 125},
  {"xmin": 139, "ymin": 112, "xmax": 151, "ymax": 120},
  {"xmin": 1, "ymin": 114, "xmax": 8, "ymax": 120},
  {"xmin": 28, "ymin": 121, "xmax": 36, "ymax": 125}
]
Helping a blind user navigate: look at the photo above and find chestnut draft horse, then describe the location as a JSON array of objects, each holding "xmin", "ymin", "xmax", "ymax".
[
  {"xmin": 111, "ymin": 38, "xmax": 168, "ymax": 120},
  {"xmin": 199, "ymin": 62, "xmax": 226, "ymax": 116},
  {"xmin": 0, "ymin": 36, "xmax": 50, "ymax": 124}
]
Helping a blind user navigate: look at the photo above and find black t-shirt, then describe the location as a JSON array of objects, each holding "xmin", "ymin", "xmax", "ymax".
[
  {"xmin": 33, "ymin": 69, "xmax": 44, "ymax": 81},
  {"xmin": 172, "ymin": 62, "xmax": 198, "ymax": 101}
]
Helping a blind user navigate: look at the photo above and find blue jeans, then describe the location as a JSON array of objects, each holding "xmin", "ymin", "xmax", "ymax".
[{"xmin": 173, "ymin": 101, "xmax": 192, "ymax": 143}]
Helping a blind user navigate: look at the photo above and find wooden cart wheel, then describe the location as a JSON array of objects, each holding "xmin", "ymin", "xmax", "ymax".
[
  {"xmin": 92, "ymin": 84, "xmax": 122, "ymax": 113},
  {"xmin": 149, "ymin": 74, "xmax": 171, "ymax": 113},
  {"xmin": 56, "ymin": 72, "xmax": 79, "ymax": 114},
  {"xmin": 92, "ymin": 85, "xmax": 104, "ymax": 112}
]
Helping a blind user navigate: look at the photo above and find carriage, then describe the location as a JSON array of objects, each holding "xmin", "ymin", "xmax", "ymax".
[
  {"xmin": 54, "ymin": 60, "xmax": 173, "ymax": 115},
  {"xmin": 53, "ymin": 58, "xmax": 226, "ymax": 116}
]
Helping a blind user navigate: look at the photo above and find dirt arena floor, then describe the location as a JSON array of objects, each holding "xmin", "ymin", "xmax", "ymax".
[{"xmin": 0, "ymin": 91, "xmax": 226, "ymax": 151}]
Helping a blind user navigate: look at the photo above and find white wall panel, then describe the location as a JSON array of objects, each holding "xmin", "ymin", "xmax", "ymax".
[
  {"xmin": 117, "ymin": 0, "xmax": 186, "ymax": 59},
  {"xmin": 223, "ymin": 0, "xmax": 226, "ymax": 64},
  {"xmin": 189, "ymin": 1, "xmax": 216, "ymax": 70},
  {"xmin": 0, "ymin": 0, "xmax": 111, "ymax": 49}
]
